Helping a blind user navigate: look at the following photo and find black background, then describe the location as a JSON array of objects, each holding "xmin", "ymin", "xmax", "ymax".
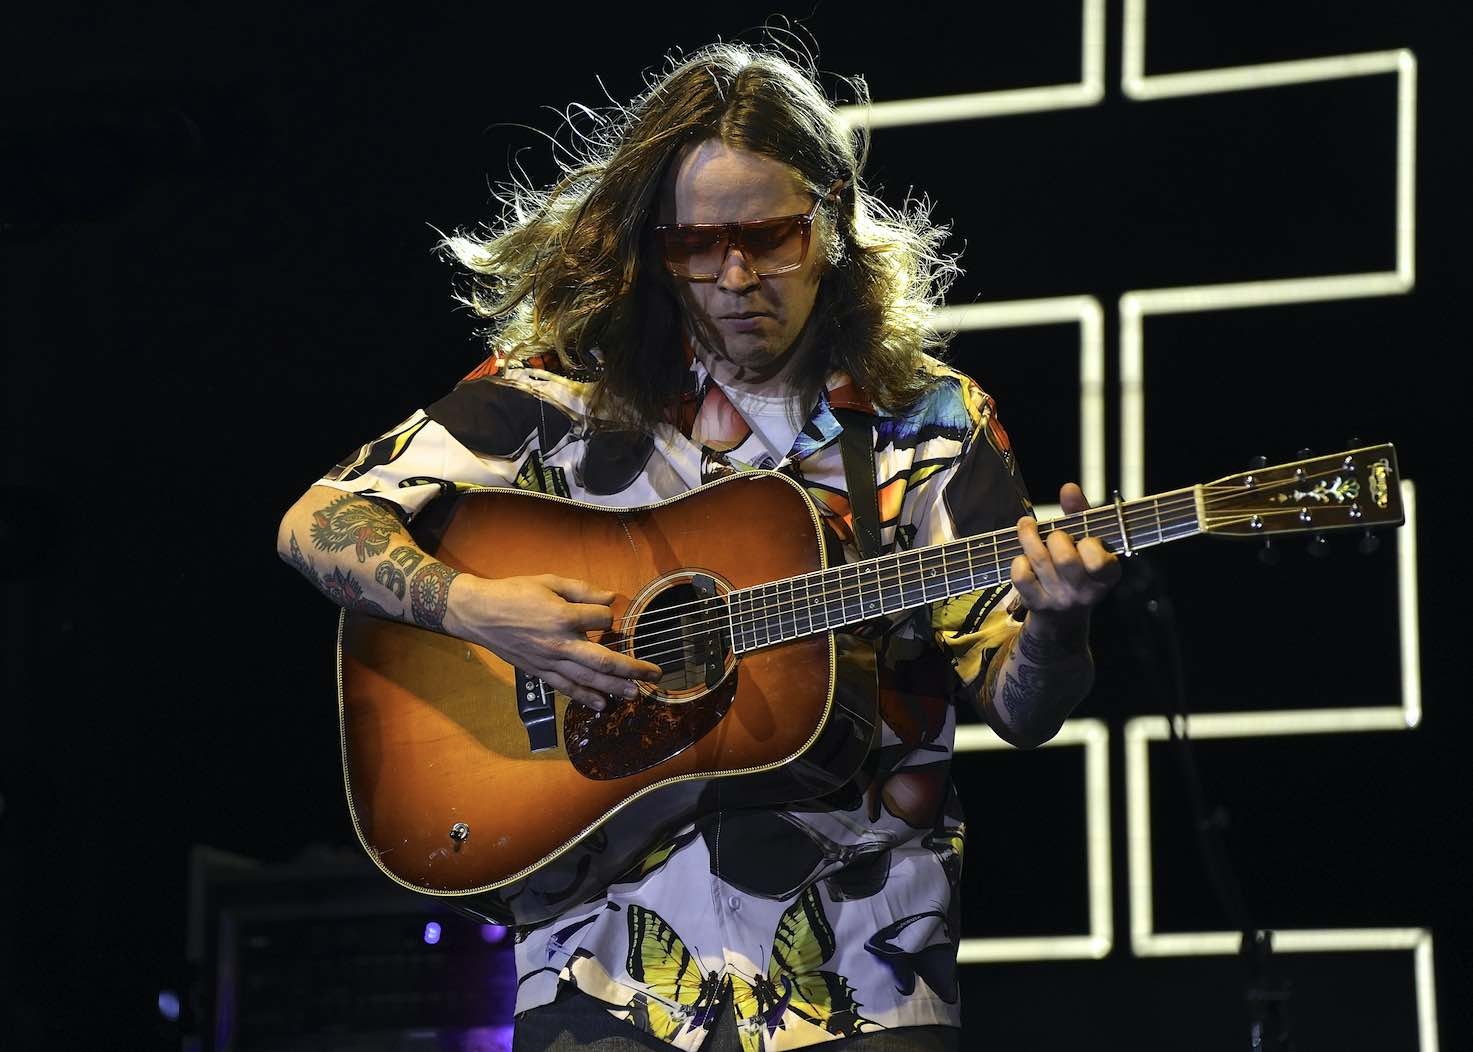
[{"xmin": 3, "ymin": 2, "xmax": 1469, "ymax": 1049}]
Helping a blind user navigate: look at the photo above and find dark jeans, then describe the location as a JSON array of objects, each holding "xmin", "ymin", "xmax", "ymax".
[{"xmin": 513, "ymin": 986, "xmax": 959, "ymax": 1052}]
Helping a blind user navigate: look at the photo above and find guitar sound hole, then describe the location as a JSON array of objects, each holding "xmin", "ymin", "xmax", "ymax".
[{"xmin": 630, "ymin": 581, "xmax": 730, "ymax": 695}]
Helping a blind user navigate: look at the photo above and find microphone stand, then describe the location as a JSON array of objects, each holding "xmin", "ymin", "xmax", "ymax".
[{"xmin": 1112, "ymin": 553, "xmax": 1295, "ymax": 1051}]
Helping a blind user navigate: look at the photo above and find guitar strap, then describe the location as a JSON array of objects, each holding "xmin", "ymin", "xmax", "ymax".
[{"xmin": 833, "ymin": 408, "xmax": 881, "ymax": 559}]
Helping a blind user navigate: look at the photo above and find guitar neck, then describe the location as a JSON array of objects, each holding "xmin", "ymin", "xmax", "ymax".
[{"xmin": 727, "ymin": 486, "xmax": 1202, "ymax": 654}]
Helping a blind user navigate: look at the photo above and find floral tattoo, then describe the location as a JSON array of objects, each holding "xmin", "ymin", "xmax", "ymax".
[{"xmin": 409, "ymin": 563, "xmax": 459, "ymax": 629}]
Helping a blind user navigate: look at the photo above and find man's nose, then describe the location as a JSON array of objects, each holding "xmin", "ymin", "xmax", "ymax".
[{"xmin": 716, "ymin": 246, "xmax": 761, "ymax": 293}]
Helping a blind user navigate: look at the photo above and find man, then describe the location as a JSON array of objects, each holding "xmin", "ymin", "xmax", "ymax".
[{"xmin": 278, "ymin": 42, "xmax": 1118, "ymax": 1052}]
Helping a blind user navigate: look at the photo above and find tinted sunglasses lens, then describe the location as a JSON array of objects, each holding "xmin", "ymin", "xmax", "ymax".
[
  {"xmin": 661, "ymin": 228, "xmax": 728, "ymax": 278},
  {"xmin": 660, "ymin": 215, "xmax": 809, "ymax": 278},
  {"xmin": 739, "ymin": 216, "xmax": 806, "ymax": 273}
]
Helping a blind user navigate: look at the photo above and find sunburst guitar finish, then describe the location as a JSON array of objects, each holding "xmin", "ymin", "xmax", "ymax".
[
  {"xmin": 337, "ymin": 471, "xmax": 877, "ymax": 926},
  {"xmin": 337, "ymin": 445, "xmax": 1407, "ymax": 926}
]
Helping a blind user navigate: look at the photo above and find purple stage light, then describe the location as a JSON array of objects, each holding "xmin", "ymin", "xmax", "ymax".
[
  {"xmin": 423, "ymin": 921, "xmax": 443, "ymax": 945},
  {"xmin": 455, "ymin": 1024, "xmax": 515, "ymax": 1051},
  {"xmin": 479, "ymin": 923, "xmax": 508, "ymax": 944},
  {"xmin": 157, "ymin": 989, "xmax": 181, "ymax": 1021}
]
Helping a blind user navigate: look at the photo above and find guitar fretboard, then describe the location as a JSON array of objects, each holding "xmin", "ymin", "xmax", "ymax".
[{"xmin": 726, "ymin": 487, "xmax": 1202, "ymax": 653}]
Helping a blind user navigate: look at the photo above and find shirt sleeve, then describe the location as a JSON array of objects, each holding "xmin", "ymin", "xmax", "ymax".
[
  {"xmin": 906, "ymin": 380, "xmax": 1034, "ymax": 695},
  {"xmin": 314, "ymin": 374, "xmax": 555, "ymax": 520}
]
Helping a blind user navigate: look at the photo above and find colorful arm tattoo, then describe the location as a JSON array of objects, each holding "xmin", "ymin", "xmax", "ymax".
[
  {"xmin": 308, "ymin": 493, "xmax": 405, "ymax": 563},
  {"xmin": 408, "ymin": 562, "xmax": 460, "ymax": 630}
]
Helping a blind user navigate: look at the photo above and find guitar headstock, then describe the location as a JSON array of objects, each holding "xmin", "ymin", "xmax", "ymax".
[{"xmin": 1200, "ymin": 444, "xmax": 1404, "ymax": 538}]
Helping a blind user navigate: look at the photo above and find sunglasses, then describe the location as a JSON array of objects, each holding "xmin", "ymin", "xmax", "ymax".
[{"xmin": 654, "ymin": 180, "xmax": 844, "ymax": 282}]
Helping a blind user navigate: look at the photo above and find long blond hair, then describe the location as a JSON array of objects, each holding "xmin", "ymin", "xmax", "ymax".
[{"xmin": 438, "ymin": 40, "xmax": 960, "ymax": 427}]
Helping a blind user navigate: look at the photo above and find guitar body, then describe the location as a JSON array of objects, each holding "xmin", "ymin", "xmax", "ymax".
[{"xmin": 337, "ymin": 471, "xmax": 878, "ymax": 925}]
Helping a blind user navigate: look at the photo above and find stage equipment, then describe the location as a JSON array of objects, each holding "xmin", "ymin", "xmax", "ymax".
[{"xmin": 185, "ymin": 844, "xmax": 515, "ymax": 1052}]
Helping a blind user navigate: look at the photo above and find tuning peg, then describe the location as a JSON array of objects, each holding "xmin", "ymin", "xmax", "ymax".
[
  {"xmin": 1296, "ymin": 447, "xmax": 1313, "ymax": 460},
  {"xmin": 1257, "ymin": 538, "xmax": 1280, "ymax": 566},
  {"xmin": 1306, "ymin": 533, "xmax": 1330, "ymax": 558},
  {"xmin": 1358, "ymin": 530, "xmax": 1381, "ymax": 556},
  {"xmin": 1250, "ymin": 455, "xmax": 1268, "ymax": 469},
  {"xmin": 1347, "ymin": 435, "xmax": 1362, "ymax": 449}
]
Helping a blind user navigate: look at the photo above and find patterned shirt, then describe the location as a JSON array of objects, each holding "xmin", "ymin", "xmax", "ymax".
[{"xmin": 316, "ymin": 351, "xmax": 1033, "ymax": 1051}]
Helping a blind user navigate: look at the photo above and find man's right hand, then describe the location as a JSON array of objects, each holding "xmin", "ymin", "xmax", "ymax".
[{"xmin": 444, "ymin": 574, "xmax": 664, "ymax": 710}]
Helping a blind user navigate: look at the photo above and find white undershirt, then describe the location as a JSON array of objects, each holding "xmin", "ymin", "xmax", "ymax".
[{"xmin": 715, "ymin": 381, "xmax": 804, "ymax": 465}]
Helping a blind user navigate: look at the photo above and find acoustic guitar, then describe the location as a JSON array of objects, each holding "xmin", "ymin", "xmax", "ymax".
[{"xmin": 336, "ymin": 444, "xmax": 1405, "ymax": 925}]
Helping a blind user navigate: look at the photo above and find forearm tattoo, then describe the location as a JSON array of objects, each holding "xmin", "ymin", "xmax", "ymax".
[
  {"xmin": 409, "ymin": 562, "xmax": 459, "ymax": 630},
  {"xmin": 1015, "ymin": 622, "xmax": 1084, "ymax": 665},
  {"xmin": 291, "ymin": 503, "xmax": 455, "ymax": 629},
  {"xmin": 388, "ymin": 545, "xmax": 424, "ymax": 573},
  {"xmin": 287, "ymin": 532, "xmax": 313, "ymax": 578},
  {"xmin": 322, "ymin": 567, "xmax": 391, "ymax": 618},
  {"xmin": 374, "ymin": 562, "xmax": 408, "ymax": 600},
  {"xmin": 986, "ymin": 623, "xmax": 1092, "ymax": 742},
  {"xmin": 372, "ymin": 545, "xmax": 426, "ymax": 600},
  {"xmin": 309, "ymin": 493, "xmax": 405, "ymax": 563},
  {"xmin": 287, "ymin": 531, "xmax": 391, "ymax": 617}
]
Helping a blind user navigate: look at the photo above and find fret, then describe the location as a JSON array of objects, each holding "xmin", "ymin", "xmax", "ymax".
[
  {"xmin": 738, "ymin": 586, "xmax": 755, "ymax": 649},
  {"xmin": 937, "ymin": 544, "xmax": 954, "ymax": 601},
  {"xmin": 776, "ymin": 578, "xmax": 796, "ymax": 641},
  {"xmin": 920, "ymin": 548, "xmax": 948, "ymax": 603},
  {"xmin": 759, "ymin": 583, "xmax": 781, "ymax": 647},
  {"xmin": 936, "ymin": 543, "xmax": 953, "ymax": 594},
  {"xmin": 869, "ymin": 555, "xmax": 892, "ymax": 618},
  {"xmin": 830, "ymin": 565, "xmax": 846, "ymax": 623},
  {"xmin": 1098, "ymin": 511, "xmax": 1122, "ymax": 555},
  {"xmin": 810, "ymin": 571, "xmax": 830, "ymax": 633},
  {"xmin": 1107, "ymin": 502, "xmax": 1130, "ymax": 557},
  {"xmin": 726, "ymin": 589, "xmax": 742, "ymax": 654},
  {"xmin": 730, "ymin": 587, "xmax": 745, "ymax": 652},
  {"xmin": 886, "ymin": 552, "xmax": 910, "ymax": 610},
  {"xmin": 889, "ymin": 552, "xmax": 910, "ymax": 613},
  {"xmin": 859, "ymin": 562, "xmax": 883, "ymax": 619},
  {"xmin": 1153, "ymin": 497, "xmax": 1165, "ymax": 547},
  {"xmin": 908, "ymin": 550, "xmax": 926, "ymax": 603},
  {"xmin": 889, "ymin": 548, "xmax": 913, "ymax": 607},
  {"xmin": 887, "ymin": 552, "xmax": 907, "ymax": 610},
  {"xmin": 843, "ymin": 567, "xmax": 859, "ymax": 621},
  {"xmin": 904, "ymin": 550, "xmax": 931, "ymax": 606},
  {"xmin": 794, "ymin": 574, "xmax": 814, "ymax": 638},
  {"xmin": 743, "ymin": 585, "xmax": 760, "ymax": 648}
]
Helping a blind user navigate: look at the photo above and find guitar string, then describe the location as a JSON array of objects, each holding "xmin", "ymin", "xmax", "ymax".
[
  {"xmin": 620, "ymin": 498, "xmax": 1381, "ymax": 666},
  {"xmin": 604, "ymin": 486, "xmax": 1197, "ymax": 638},
  {"xmin": 617, "ymin": 497, "xmax": 1376, "ymax": 668},
  {"xmin": 607, "ymin": 477, "xmax": 1368, "ymax": 663},
  {"xmin": 599, "ymin": 488, "xmax": 1200, "ymax": 654},
  {"xmin": 607, "ymin": 493, "xmax": 1207, "ymax": 665},
  {"xmin": 609, "ymin": 476, "xmax": 1385, "ymax": 666},
  {"xmin": 604, "ymin": 471, "xmax": 1329, "ymax": 647},
  {"xmin": 604, "ymin": 460, "xmax": 1370, "ymax": 639}
]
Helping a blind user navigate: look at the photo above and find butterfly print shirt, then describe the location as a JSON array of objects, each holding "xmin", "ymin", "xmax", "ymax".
[{"xmin": 315, "ymin": 352, "xmax": 1033, "ymax": 1051}]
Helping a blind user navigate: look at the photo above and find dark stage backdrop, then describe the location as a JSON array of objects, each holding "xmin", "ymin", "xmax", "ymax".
[{"xmin": 3, "ymin": 3, "xmax": 1469, "ymax": 1050}]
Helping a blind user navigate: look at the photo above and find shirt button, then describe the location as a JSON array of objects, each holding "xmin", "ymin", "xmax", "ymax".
[{"xmin": 727, "ymin": 895, "xmax": 741, "ymax": 911}]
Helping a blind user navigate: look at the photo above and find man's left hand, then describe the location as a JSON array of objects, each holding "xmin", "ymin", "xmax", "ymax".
[{"xmin": 1011, "ymin": 482, "xmax": 1122, "ymax": 632}]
